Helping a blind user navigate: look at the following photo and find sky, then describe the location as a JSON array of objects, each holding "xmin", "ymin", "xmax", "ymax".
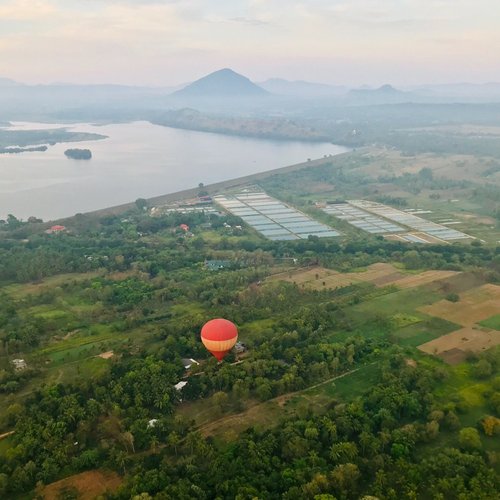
[{"xmin": 0, "ymin": 0, "xmax": 499, "ymax": 87}]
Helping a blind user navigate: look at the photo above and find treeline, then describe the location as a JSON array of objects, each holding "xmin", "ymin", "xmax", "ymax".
[{"xmin": 0, "ymin": 217, "xmax": 499, "ymax": 285}]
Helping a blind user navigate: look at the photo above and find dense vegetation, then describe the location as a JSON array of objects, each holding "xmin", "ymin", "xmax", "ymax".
[
  {"xmin": 64, "ymin": 148, "xmax": 92, "ymax": 160},
  {"xmin": 0, "ymin": 146, "xmax": 48, "ymax": 154},
  {"xmin": 0, "ymin": 129, "xmax": 106, "ymax": 149},
  {"xmin": 1, "ymin": 148, "xmax": 500, "ymax": 498}
]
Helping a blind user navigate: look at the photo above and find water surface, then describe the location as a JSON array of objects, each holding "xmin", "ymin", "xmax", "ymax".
[{"xmin": 0, "ymin": 121, "xmax": 347, "ymax": 220}]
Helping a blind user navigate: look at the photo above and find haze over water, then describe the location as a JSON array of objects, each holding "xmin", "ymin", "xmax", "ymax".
[{"xmin": 0, "ymin": 121, "xmax": 347, "ymax": 221}]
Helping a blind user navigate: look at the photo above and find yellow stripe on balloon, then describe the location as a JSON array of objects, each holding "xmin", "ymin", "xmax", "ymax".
[{"xmin": 201, "ymin": 337, "xmax": 237, "ymax": 352}]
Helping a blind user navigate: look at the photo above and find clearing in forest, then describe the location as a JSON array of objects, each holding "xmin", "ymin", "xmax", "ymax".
[
  {"xmin": 269, "ymin": 263, "xmax": 459, "ymax": 291},
  {"xmin": 38, "ymin": 470, "xmax": 122, "ymax": 500},
  {"xmin": 3, "ymin": 272, "xmax": 101, "ymax": 299},
  {"xmin": 198, "ymin": 364, "xmax": 378, "ymax": 440}
]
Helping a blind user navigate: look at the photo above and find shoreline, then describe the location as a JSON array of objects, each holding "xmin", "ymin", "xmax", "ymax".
[
  {"xmin": 149, "ymin": 119, "xmax": 333, "ymax": 144},
  {"xmin": 56, "ymin": 149, "xmax": 354, "ymax": 223}
]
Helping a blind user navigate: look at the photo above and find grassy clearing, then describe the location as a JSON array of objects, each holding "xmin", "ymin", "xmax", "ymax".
[
  {"xmin": 2, "ymin": 272, "xmax": 101, "ymax": 299},
  {"xmin": 190, "ymin": 363, "xmax": 381, "ymax": 442},
  {"xmin": 33, "ymin": 325, "xmax": 151, "ymax": 365},
  {"xmin": 38, "ymin": 469, "xmax": 122, "ymax": 500},
  {"xmin": 305, "ymin": 363, "xmax": 379, "ymax": 400},
  {"xmin": 479, "ymin": 314, "xmax": 500, "ymax": 331},
  {"xmin": 348, "ymin": 286, "xmax": 443, "ymax": 319},
  {"xmin": 239, "ymin": 318, "xmax": 277, "ymax": 342},
  {"xmin": 434, "ymin": 359, "xmax": 498, "ymax": 413},
  {"xmin": 392, "ymin": 317, "xmax": 459, "ymax": 347}
]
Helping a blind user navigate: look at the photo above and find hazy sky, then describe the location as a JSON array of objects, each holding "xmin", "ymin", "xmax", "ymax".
[{"xmin": 1, "ymin": 0, "xmax": 499, "ymax": 86}]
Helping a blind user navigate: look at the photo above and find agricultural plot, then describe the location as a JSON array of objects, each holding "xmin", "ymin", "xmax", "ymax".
[
  {"xmin": 38, "ymin": 470, "xmax": 122, "ymax": 500},
  {"xmin": 350, "ymin": 200, "xmax": 473, "ymax": 242},
  {"xmin": 322, "ymin": 203, "xmax": 405, "ymax": 235},
  {"xmin": 323, "ymin": 199, "xmax": 474, "ymax": 243},
  {"xmin": 417, "ymin": 284, "xmax": 500, "ymax": 363},
  {"xmin": 479, "ymin": 314, "xmax": 500, "ymax": 331},
  {"xmin": 419, "ymin": 327, "xmax": 500, "ymax": 363},
  {"xmin": 418, "ymin": 284, "xmax": 500, "ymax": 327},
  {"xmin": 214, "ymin": 191, "xmax": 340, "ymax": 240},
  {"xmin": 270, "ymin": 263, "xmax": 459, "ymax": 291},
  {"xmin": 392, "ymin": 270, "xmax": 460, "ymax": 288}
]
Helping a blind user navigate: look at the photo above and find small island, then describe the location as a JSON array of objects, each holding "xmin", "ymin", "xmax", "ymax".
[
  {"xmin": 0, "ymin": 145, "xmax": 48, "ymax": 154},
  {"xmin": 64, "ymin": 148, "xmax": 92, "ymax": 160}
]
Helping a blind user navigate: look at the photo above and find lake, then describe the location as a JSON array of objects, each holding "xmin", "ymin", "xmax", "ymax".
[{"xmin": 0, "ymin": 121, "xmax": 348, "ymax": 221}]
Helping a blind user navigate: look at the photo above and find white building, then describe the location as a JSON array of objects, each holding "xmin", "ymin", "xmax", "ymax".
[{"xmin": 12, "ymin": 359, "xmax": 27, "ymax": 371}]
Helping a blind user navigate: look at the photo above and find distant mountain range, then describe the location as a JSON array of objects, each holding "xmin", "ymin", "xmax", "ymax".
[
  {"xmin": 1, "ymin": 69, "xmax": 500, "ymax": 121},
  {"xmin": 2, "ymin": 71, "xmax": 500, "ymax": 103}
]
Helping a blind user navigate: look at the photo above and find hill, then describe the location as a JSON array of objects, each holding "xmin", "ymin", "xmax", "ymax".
[
  {"xmin": 171, "ymin": 68, "xmax": 268, "ymax": 99},
  {"xmin": 348, "ymin": 84, "xmax": 413, "ymax": 104}
]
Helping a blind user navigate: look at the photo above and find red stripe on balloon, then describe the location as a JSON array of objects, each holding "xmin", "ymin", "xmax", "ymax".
[{"xmin": 201, "ymin": 318, "xmax": 238, "ymax": 341}]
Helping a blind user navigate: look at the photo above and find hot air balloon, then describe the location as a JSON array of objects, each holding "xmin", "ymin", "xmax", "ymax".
[{"xmin": 201, "ymin": 318, "xmax": 238, "ymax": 362}]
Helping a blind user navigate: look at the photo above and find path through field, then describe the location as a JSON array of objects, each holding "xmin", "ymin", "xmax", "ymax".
[
  {"xmin": 198, "ymin": 365, "xmax": 373, "ymax": 437},
  {"xmin": 0, "ymin": 431, "xmax": 15, "ymax": 441}
]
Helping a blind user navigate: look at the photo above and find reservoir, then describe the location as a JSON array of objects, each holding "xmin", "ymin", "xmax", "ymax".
[{"xmin": 0, "ymin": 121, "xmax": 348, "ymax": 221}]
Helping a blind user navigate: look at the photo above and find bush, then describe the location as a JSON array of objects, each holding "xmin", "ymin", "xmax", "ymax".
[{"xmin": 458, "ymin": 427, "xmax": 482, "ymax": 451}]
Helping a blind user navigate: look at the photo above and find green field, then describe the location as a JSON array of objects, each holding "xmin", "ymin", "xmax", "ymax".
[
  {"xmin": 304, "ymin": 363, "xmax": 380, "ymax": 400},
  {"xmin": 391, "ymin": 317, "xmax": 459, "ymax": 347},
  {"xmin": 479, "ymin": 314, "xmax": 500, "ymax": 331}
]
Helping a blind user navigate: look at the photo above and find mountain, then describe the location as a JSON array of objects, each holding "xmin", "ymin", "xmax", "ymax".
[
  {"xmin": 347, "ymin": 84, "xmax": 413, "ymax": 104},
  {"xmin": 259, "ymin": 78, "xmax": 347, "ymax": 98},
  {"xmin": 171, "ymin": 68, "xmax": 268, "ymax": 99}
]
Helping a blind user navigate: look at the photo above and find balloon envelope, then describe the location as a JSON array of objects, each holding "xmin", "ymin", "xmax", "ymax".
[{"xmin": 201, "ymin": 318, "xmax": 238, "ymax": 361}]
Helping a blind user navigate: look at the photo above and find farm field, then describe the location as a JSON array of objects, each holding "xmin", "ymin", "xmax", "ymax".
[
  {"xmin": 262, "ymin": 147, "xmax": 500, "ymax": 245},
  {"xmin": 269, "ymin": 262, "xmax": 460, "ymax": 291},
  {"xmin": 419, "ymin": 326, "xmax": 500, "ymax": 363},
  {"xmin": 180, "ymin": 269, "xmax": 495, "ymax": 440},
  {"xmin": 479, "ymin": 314, "xmax": 500, "ymax": 331},
  {"xmin": 335, "ymin": 270, "xmax": 500, "ymax": 360},
  {"xmin": 37, "ymin": 470, "xmax": 122, "ymax": 499},
  {"xmin": 419, "ymin": 284, "xmax": 500, "ymax": 327},
  {"xmin": 416, "ymin": 284, "xmax": 500, "ymax": 363}
]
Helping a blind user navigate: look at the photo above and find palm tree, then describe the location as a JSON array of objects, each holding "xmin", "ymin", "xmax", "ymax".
[{"xmin": 150, "ymin": 435, "xmax": 159, "ymax": 454}]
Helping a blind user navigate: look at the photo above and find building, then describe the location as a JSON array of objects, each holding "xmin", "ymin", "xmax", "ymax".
[
  {"xmin": 205, "ymin": 260, "xmax": 231, "ymax": 271},
  {"xmin": 235, "ymin": 342, "xmax": 247, "ymax": 354},
  {"xmin": 45, "ymin": 225, "xmax": 66, "ymax": 234},
  {"xmin": 181, "ymin": 358, "xmax": 200, "ymax": 370},
  {"xmin": 174, "ymin": 381, "xmax": 188, "ymax": 391},
  {"xmin": 11, "ymin": 359, "xmax": 27, "ymax": 371}
]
